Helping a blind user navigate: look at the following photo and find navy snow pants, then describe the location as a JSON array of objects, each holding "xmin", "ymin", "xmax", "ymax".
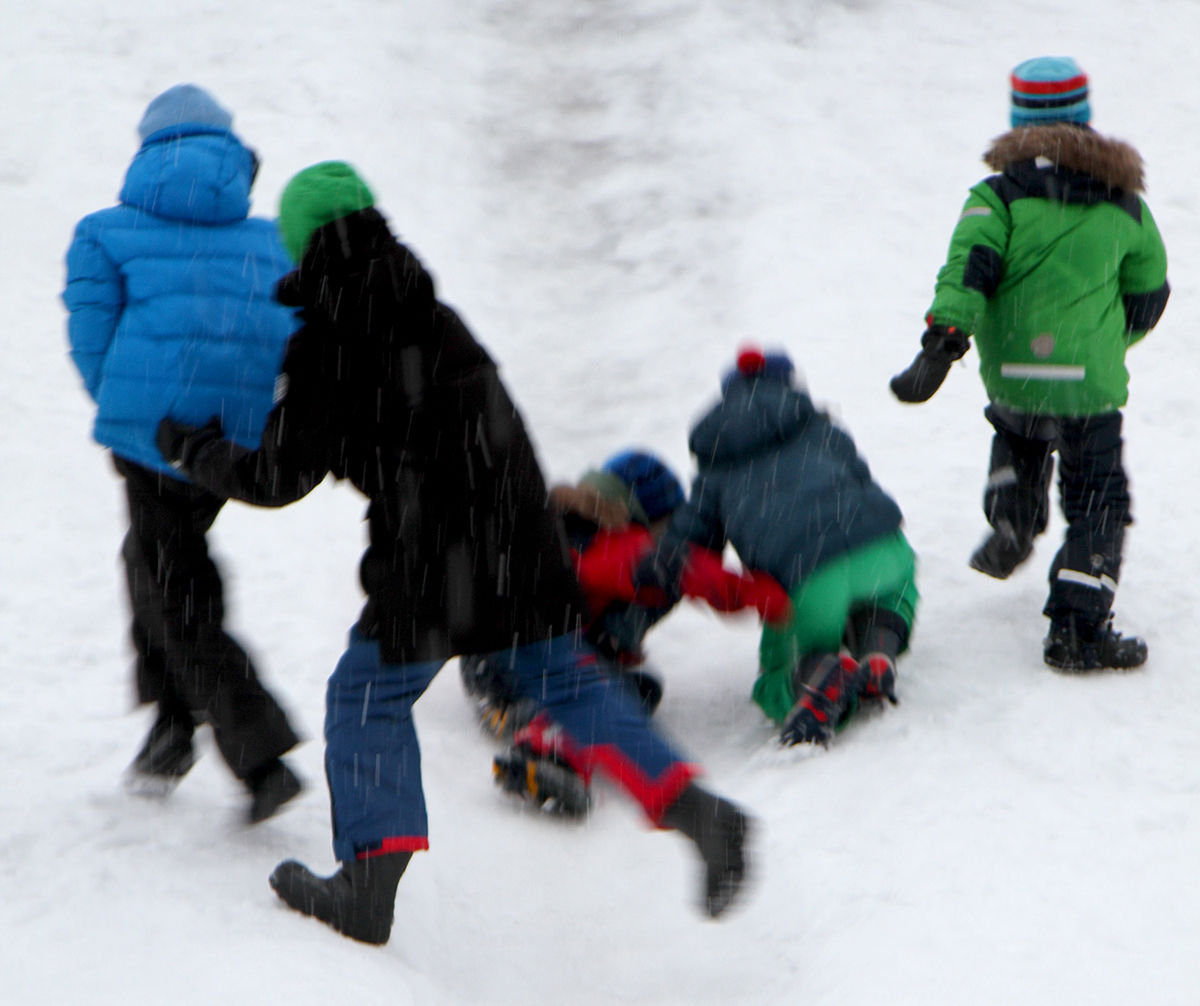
[{"xmin": 324, "ymin": 627, "xmax": 697, "ymax": 862}]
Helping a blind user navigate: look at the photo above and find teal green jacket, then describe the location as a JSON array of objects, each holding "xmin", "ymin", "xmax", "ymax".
[{"xmin": 928, "ymin": 124, "xmax": 1169, "ymax": 416}]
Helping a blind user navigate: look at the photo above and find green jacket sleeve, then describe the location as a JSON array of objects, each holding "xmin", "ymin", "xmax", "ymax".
[{"xmin": 926, "ymin": 180, "xmax": 1013, "ymax": 334}]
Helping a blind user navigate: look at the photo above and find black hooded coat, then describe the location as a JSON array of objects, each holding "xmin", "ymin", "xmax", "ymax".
[{"xmin": 169, "ymin": 208, "xmax": 588, "ymax": 664}]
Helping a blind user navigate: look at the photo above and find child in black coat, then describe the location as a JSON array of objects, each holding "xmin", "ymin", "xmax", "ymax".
[{"xmin": 159, "ymin": 162, "xmax": 750, "ymax": 942}]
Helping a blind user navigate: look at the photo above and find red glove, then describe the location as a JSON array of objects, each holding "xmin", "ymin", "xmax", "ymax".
[{"xmin": 679, "ymin": 547, "xmax": 792, "ymax": 625}]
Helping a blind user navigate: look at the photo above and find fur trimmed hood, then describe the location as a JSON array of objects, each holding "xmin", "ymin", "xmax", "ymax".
[
  {"xmin": 549, "ymin": 483, "xmax": 632, "ymax": 531},
  {"xmin": 984, "ymin": 124, "xmax": 1145, "ymax": 193}
]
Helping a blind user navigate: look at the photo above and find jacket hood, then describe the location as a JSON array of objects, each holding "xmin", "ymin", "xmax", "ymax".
[
  {"xmin": 119, "ymin": 128, "xmax": 255, "ymax": 224},
  {"xmin": 984, "ymin": 123, "xmax": 1145, "ymax": 193},
  {"xmin": 688, "ymin": 376, "xmax": 813, "ymax": 465}
]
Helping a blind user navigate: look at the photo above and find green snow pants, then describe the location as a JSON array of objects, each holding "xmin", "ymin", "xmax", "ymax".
[{"xmin": 753, "ymin": 530, "xmax": 919, "ymax": 724}]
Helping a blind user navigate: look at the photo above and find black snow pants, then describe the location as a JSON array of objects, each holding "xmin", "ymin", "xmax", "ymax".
[
  {"xmin": 981, "ymin": 405, "xmax": 1132, "ymax": 627},
  {"xmin": 114, "ymin": 455, "xmax": 298, "ymax": 779}
]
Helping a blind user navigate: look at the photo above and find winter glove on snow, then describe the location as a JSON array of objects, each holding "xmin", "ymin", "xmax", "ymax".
[
  {"xmin": 889, "ymin": 322, "xmax": 970, "ymax": 403},
  {"xmin": 156, "ymin": 416, "xmax": 224, "ymax": 473}
]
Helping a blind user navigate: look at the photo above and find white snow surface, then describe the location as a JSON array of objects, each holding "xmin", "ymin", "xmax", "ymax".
[{"xmin": 3, "ymin": 1, "xmax": 1199, "ymax": 1003}]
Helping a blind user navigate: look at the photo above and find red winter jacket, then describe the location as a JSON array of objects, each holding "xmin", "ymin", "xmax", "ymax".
[{"xmin": 574, "ymin": 527, "xmax": 791, "ymax": 626}]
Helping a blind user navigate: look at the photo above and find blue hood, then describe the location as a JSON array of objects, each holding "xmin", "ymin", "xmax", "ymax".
[{"xmin": 120, "ymin": 126, "xmax": 255, "ymax": 225}]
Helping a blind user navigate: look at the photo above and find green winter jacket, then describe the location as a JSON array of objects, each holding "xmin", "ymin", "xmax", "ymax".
[{"xmin": 928, "ymin": 124, "xmax": 1169, "ymax": 416}]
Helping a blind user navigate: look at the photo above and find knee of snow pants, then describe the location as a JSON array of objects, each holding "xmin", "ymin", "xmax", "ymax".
[
  {"xmin": 982, "ymin": 405, "xmax": 1056, "ymax": 540},
  {"xmin": 1045, "ymin": 411, "xmax": 1131, "ymax": 623},
  {"xmin": 500, "ymin": 633, "xmax": 699, "ymax": 823},
  {"xmin": 324, "ymin": 628, "xmax": 443, "ymax": 862}
]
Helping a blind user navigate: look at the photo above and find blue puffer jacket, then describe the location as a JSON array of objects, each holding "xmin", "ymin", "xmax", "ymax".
[
  {"xmin": 667, "ymin": 372, "xmax": 904, "ymax": 588},
  {"xmin": 62, "ymin": 125, "xmax": 296, "ymax": 476}
]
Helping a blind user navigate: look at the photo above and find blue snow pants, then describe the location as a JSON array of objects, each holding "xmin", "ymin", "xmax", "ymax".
[{"xmin": 324, "ymin": 628, "xmax": 698, "ymax": 862}]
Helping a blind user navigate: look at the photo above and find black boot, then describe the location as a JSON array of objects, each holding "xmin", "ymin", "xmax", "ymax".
[
  {"xmin": 245, "ymin": 758, "xmax": 304, "ymax": 824},
  {"xmin": 779, "ymin": 653, "xmax": 860, "ymax": 746},
  {"xmin": 492, "ymin": 745, "xmax": 590, "ymax": 817},
  {"xmin": 269, "ymin": 853, "xmax": 411, "ymax": 945},
  {"xmin": 660, "ymin": 784, "xmax": 751, "ymax": 919},
  {"xmin": 126, "ymin": 708, "xmax": 197, "ymax": 795},
  {"xmin": 847, "ymin": 615, "xmax": 904, "ymax": 704},
  {"xmin": 1043, "ymin": 614, "xmax": 1147, "ymax": 672},
  {"xmin": 969, "ymin": 520, "xmax": 1033, "ymax": 579}
]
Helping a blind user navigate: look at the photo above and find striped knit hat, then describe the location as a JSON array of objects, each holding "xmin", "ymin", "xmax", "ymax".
[{"xmin": 1010, "ymin": 57, "xmax": 1091, "ymax": 128}]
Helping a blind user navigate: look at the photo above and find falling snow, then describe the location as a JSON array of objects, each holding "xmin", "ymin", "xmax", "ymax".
[{"xmin": 3, "ymin": 1, "xmax": 1199, "ymax": 1004}]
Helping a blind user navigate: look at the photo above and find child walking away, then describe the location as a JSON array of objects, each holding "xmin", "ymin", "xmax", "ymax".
[
  {"xmin": 158, "ymin": 162, "xmax": 752, "ymax": 941},
  {"xmin": 891, "ymin": 57, "xmax": 1169, "ymax": 672},
  {"xmin": 643, "ymin": 347, "xmax": 919, "ymax": 747},
  {"xmin": 62, "ymin": 84, "xmax": 302, "ymax": 822},
  {"xmin": 478, "ymin": 449, "xmax": 791, "ymax": 815}
]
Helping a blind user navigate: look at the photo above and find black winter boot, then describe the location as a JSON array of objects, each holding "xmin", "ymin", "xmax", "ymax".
[
  {"xmin": 492, "ymin": 745, "xmax": 591, "ymax": 817},
  {"xmin": 1043, "ymin": 614, "xmax": 1147, "ymax": 672},
  {"xmin": 245, "ymin": 758, "xmax": 304, "ymax": 824},
  {"xmin": 969, "ymin": 520, "xmax": 1034, "ymax": 579},
  {"xmin": 660, "ymin": 784, "xmax": 751, "ymax": 919},
  {"xmin": 779, "ymin": 653, "xmax": 861, "ymax": 746},
  {"xmin": 846, "ymin": 612, "xmax": 905, "ymax": 704},
  {"xmin": 126, "ymin": 709, "xmax": 197, "ymax": 796},
  {"xmin": 269, "ymin": 853, "xmax": 412, "ymax": 945}
]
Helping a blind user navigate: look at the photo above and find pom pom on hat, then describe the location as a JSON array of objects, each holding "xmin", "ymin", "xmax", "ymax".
[
  {"xmin": 599, "ymin": 450, "xmax": 685, "ymax": 524},
  {"xmin": 277, "ymin": 161, "xmax": 376, "ymax": 262},
  {"xmin": 1010, "ymin": 57, "xmax": 1091, "ymax": 128},
  {"xmin": 729, "ymin": 343, "xmax": 795, "ymax": 385},
  {"xmin": 737, "ymin": 347, "xmax": 767, "ymax": 375},
  {"xmin": 138, "ymin": 84, "xmax": 233, "ymax": 141}
]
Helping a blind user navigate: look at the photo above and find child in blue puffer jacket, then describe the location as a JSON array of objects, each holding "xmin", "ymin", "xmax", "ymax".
[
  {"xmin": 62, "ymin": 84, "xmax": 302, "ymax": 821},
  {"xmin": 651, "ymin": 347, "xmax": 920, "ymax": 746}
]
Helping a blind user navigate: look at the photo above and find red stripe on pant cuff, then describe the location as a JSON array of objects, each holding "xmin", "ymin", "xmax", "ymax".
[{"xmin": 358, "ymin": 836, "xmax": 430, "ymax": 859}]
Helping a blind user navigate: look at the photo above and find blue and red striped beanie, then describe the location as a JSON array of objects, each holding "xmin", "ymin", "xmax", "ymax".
[{"xmin": 1010, "ymin": 57, "xmax": 1091, "ymax": 128}]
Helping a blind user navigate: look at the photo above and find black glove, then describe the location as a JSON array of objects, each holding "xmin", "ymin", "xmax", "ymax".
[
  {"xmin": 889, "ymin": 323, "xmax": 970, "ymax": 403},
  {"xmin": 631, "ymin": 543, "xmax": 686, "ymax": 605},
  {"xmin": 156, "ymin": 416, "xmax": 224, "ymax": 472}
]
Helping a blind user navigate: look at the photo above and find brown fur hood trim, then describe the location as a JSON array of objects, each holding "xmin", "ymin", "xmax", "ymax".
[
  {"xmin": 984, "ymin": 124, "xmax": 1145, "ymax": 193},
  {"xmin": 549, "ymin": 483, "xmax": 631, "ymax": 531}
]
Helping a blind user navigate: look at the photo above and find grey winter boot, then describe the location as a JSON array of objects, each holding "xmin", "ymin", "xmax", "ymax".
[{"xmin": 269, "ymin": 852, "xmax": 411, "ymax": 945}]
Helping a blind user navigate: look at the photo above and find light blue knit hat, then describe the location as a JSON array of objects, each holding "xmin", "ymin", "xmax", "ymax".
[
  {"xmin": 138, "ymin": 84, "xmax": 233, "ymax": 141},
  {"xmin": 1010, "ymin": 57, "xmax": 1091, "ymax": 128}
]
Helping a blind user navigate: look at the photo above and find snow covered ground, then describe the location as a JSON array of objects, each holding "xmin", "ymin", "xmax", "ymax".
[{"xmin": 3, "ymin": 1, "xmax": 1198, "ymax": 1003}]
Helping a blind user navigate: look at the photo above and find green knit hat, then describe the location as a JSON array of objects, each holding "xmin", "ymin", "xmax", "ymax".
[{"xmin": 277, "ymin": 161, "xmax": 375, "ymax": 262}]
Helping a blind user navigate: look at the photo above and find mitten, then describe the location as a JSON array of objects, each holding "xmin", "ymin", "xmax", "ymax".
[
  {"xmin": 679, "ymin": 549, "xmax": 793, "ymax": 625},
  {"xmin": 741, "ymin": 571, "xmax": 793, "ymax": 626},
  {"xmin": 156, "ymin": 416, "xmax": 224, "ymax": 472},
  {"xmin": 889, "ymin": 321, "xmax": 969, "ymax": 403}
]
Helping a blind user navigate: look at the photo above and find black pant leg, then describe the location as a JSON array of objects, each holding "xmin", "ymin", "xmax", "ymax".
[
  {"xmin": 982, "ymin": 404, "xmax": 1055, "ymax": 543},
  {"xmin": 1043, "ymin": 412, "xmax": 1131, "ymax": 625},
  {"xmin": 114, "ymin": 456, "xmax": 298, "ymax": 778}
]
